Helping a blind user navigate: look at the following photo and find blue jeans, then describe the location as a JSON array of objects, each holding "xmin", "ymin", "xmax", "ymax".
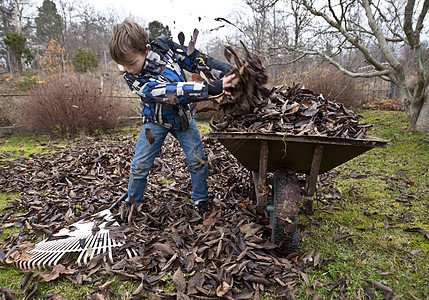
[{"xmin": 127, "ymin": 119, "xmax": 208, "ymax": 203}]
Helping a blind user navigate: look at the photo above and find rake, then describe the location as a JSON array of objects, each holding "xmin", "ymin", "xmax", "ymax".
[{"xmin": 17, "ymin": 193, "xmax": 135, "ymax": 270}]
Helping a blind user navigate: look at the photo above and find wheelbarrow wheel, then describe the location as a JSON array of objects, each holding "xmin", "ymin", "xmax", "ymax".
[{"xmin": 270, "ymin": 168, "xmax": 302, "ymax": 252}]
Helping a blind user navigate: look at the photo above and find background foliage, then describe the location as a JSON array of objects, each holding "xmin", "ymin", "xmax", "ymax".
[{"xmin": 72, "ymin": 47, "xmax": 99, "ymax": 73}]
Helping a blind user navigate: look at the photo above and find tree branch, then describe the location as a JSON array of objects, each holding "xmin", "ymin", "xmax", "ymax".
[
  {"xmin": 301, "ymin": 0, "xmax": 387, "ymax": 72},
  {"xmin": 403, "ymin": 0, "xmax": 416, "ymax": 47},
  {"xmin": 415, "ymin": 0, "xmax": 429, "ymax": 39},
  {"xmin": 266, "ymin": 53, "xmax": 308, "ymax": 67},
  {"xmin": 362, "ymin": 0, "xmax": 403, "ymax": 72},
  {"xmin": 284, "ymin": 45, "xmax": 393, "ymax": 79}
]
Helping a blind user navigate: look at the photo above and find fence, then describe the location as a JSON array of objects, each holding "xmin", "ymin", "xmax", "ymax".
[
  {"xmin": 356, "ymin": 76, "xmax": 399, "ymax": 101},
  {"xmin": 1, "ymin": 50, "xmax": 401, "ymax": 105},
  {"xmin": 355, "ymin": 64, "xmax": 399, "ymax": 101}
]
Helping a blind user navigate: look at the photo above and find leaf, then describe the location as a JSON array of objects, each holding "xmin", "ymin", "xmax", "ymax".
[
  {"xmin": 20, "ymin": 252, "xmax": 32, "ymax": 262},
  {"xmin": 410, "ymin": 249, "xmax": 421, "ymax": 255},
  {"xmin": 216, "ymin": 281, "xmax": 231, "ymax": 297},
  {"xmin": 21, "ymin": 272, "xmax": 33, "ymax": 290},
  {"xmin": 145, "ymin": 128, "xmax": 155, "ymax": 145},
  {"xmin": 17, "ymin": 242, "xmax": 35, "ymax": 252},
  {"xmin": 203, "ymin": 217, "xmax": 216, "ymax": 226},
  {"xmin": 333, "ymin": 234, "xmax": 354, "ymax": 242},
  {"xmin": 24, "ymin": 283, "xmax": 39, "ymax": 300},
  {"xmin": 40, "ymin": 264, "xmax": 76, "ymax": 282},
  {"xmin": 178, "ymin": 32, "xmax": 185, "ymax": 46},
  {"xmin": 242, "ymin": 273, "xmax": 270, "ymax": 286},
  {"xmin": 186, "ymin": 28, "xmax": 199, "ymax": 56},
  {"xmin": 0, "ymin": 249, "xmax": 5, "ymax": 262},
  {"xmin": 153, "ymin": 243, "xmax": 175, "ymax": 256},
  {"xmin": 187, "ymin": 271, "xmax": 204, "ymax": 295},
  {"xmin": 300, "ymin": 271, "xmax": 310, "ymax": 286},
  {"xmin": 132, "ymin": 280, "xmax": 144, "ymax": 296},
  {"xmin": 172, "ymin": 268, "xmax": 186, "ymax": 293},
  {"xmin": 314, "ymin": 252, "xmax": 320, "ymax": 267},
  {"xmin": 404, "ymin": 228, "xmax": 429, "ymax": 239},
  {"xmin": 363, "ymin": 283, "xmax": 376, "ymax": 298},
  {"xmin": 368, "ymin": 280, "xmax": 393, "ymax": 293}
]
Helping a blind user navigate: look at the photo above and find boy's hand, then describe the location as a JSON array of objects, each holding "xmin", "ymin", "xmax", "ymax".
[{"xmin": 222, "ymin": 73, "xmax": 236, "ymax": 96}]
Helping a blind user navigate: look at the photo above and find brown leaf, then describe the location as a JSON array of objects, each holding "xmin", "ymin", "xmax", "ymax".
[
  {"xmin": 368, "ymin": 280, "xmax": 393, "ymax": 293},
  {"xmin": 187, "ymin": 271, "xmax": 204, "ymax": 295},
  {"xmin": 132, "ymin": 280, "xmax": 144, "ymax": 296},
  {"xmin": 145, "ymin": 128, "xmax": 155, "ymax": 145},
  {"xmin": 216, "ymin": 281, "xmax": 231, "ymax": 297},
  {"xmin": 24, "ymin": 283, "xmax": 39, "ymax": 300},
  {"xmin": 404, "ymin": 228, "xmax": 429, "ymax": 239},
  {"xmin": 172, "ymin": 268, "xmax": 186, "ymax": 293},
  {"xmin": 21, "ymin": 272, "xmax": 33, "ymax": 290},
  {"xmin": 333, "ymin": 234, "xmax": 354, "ymax": 242},
  {"xmin": 203, "ymin": 217, "xmax": 216, "ymax": 226},
  {"xmin": 40, "ymin": 264, "xmax": 76, "ymax": 282},
  {"xmin": 363, "ymin": 283, "xmax": 376, "ymax": 298},
  {"xmin": 153, "ymin": 243, "xmax": 175, "ymax": 256},
  {"xmin": 300, "ymin": 271, "xmax": 310, "ymax": 286}
]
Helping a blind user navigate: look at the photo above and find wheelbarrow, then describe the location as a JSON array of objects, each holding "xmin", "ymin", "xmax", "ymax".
[{"xmin": 209, "ymin": 132, "xmax": 388, "ymax": 251}]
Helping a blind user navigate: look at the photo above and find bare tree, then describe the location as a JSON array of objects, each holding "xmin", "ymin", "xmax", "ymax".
[
  {"xmin": 230, "ymin": 1, "xmax": 298, "ymax": 81},
  {"xmin": 289, "ymin": 0, "xmax": 429, "ymax": 132}
]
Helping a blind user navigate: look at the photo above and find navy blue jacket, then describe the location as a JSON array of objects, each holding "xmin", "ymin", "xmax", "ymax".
[{"xmin": 123, "ymin": 36, "xmax": 230, "ymax": 130}]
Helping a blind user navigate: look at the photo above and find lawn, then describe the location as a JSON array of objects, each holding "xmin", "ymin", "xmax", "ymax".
[{"xmin": 0, "ymin": 110, "xmax": 428, "ymax": 299}]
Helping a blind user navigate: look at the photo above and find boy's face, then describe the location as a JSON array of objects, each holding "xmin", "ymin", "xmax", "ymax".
[{"xmin": 123, "ymin": 44, "xmax": 151, "ymax": 75}]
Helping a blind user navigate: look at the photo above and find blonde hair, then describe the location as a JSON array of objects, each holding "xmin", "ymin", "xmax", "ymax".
[{"xmin": 109, "ymin": 18, "xmax": 149, "ymax": 64}]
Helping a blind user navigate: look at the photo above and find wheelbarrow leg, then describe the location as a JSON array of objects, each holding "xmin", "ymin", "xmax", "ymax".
[
  {"xmin": 303, "ymin": 144, "xmax": 324, "ymax": 215},
  {"xmin": 252, "ymin": 140, "xmax": 269, "ymax": 213}
]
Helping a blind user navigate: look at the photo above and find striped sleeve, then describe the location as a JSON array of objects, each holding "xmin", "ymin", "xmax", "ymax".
[{"xmin": 124, "ymin": 73, "xmax": 209, "ymax": 104}]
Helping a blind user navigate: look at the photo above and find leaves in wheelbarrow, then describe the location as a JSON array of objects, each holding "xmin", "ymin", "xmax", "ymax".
[
  {"xmin": 0, "ymin": 134, "xmax": 314, "ymax": 298},
  {"xmin": 212, "ymin": 44, "xmax": 373, "ymax": 139}
]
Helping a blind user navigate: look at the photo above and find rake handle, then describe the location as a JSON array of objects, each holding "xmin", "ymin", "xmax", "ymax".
[{"xmin": 109, "ymin": 192, "xmax": 128, "ymax": 210}]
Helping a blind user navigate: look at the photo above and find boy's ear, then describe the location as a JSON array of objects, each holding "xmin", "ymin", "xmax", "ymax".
[{"xmin": 146, "ymin": 44, "xmax": 151, "ymax": 52}]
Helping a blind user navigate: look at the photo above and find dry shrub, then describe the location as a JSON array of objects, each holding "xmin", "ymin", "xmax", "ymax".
[
  {"xmin": 0, "ymin": 96, "xmax": 22, "ymax": 126},
  {"xmin": 302, "ymin": 67, "xmax": 364, "ymax": 108},
  {"xmin": 21, "ymin": 74, "xmax": 128, "ymax": 136}
]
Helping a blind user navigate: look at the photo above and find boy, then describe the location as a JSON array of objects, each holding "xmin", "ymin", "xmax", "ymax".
[{"xmin": 109, "ymin": 19, "xmax": 235, "ymax": 212}]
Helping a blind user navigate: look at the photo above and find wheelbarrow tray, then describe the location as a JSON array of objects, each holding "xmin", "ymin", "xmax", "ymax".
[
  {"xmin": 209, "ymin": 132, "xmax": 388, "ymax": 174},
  {"xmin": 209, "ymin": 131, "xmax": 387, "ymax": 250}
]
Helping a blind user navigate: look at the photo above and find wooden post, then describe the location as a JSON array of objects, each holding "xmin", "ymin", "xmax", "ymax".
[
  {"xmin": 253, "ymin": 140, "xmax": 269, "ymax": 212},
  {"xmin": 303, "ymin": 144, "xmax": 324, "ymax": 214}
]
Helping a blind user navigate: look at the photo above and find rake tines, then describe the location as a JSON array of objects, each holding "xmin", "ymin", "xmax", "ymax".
[{"xmin": 17, "ymin": 208, "xmax": 130, "ymax": 270}]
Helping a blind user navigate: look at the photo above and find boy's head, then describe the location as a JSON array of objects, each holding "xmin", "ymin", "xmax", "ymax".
[{"xmin": 109, "ymin": 19, "xmax": 150, "ymax": 66}]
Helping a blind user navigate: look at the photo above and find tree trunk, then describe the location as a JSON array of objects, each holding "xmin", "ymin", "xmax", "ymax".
[
  {"xmin": 398, "ymin": 80, "xmax": 428, "ymax": 133},
  {"xmin": 416, "ymin": 89, "xmax": 429, "ymax": 134}
]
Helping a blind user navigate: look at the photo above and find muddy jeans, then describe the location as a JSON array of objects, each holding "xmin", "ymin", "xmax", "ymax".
[{"xmin": 127, "ymin": 119, "xmax": 208, "ymax": 203}]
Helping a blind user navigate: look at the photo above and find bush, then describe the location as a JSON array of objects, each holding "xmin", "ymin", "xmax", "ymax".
[
  {"xmin": 21, "ymin": 74, "xmax": 128, "ymax": 136},
  {"xmin": 72, "ymin": 47, "xmax": 99, "ymax": 73},
  {"xmin": 301, "ymin": 67, "xmax": 364, "ymax": 108},
  {"xmin": 0, "ymin": 96, "xmax": 20, "ymax": 126},
  {"xmin": 18, "ymin": 70, "xmax": 38, "ymax": 90}
]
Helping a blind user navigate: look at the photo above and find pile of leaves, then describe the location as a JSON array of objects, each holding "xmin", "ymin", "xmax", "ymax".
[
  {"xmin": 1, "ymin": 134, "xmax": 323, "ymax": 299},
  {"xmin": 363, "ymin": 98, "xmax": 404, "ymax": 111},
  {"xmin": 213, "ymin": 45, "xmax": 373, "ymax": 139}
]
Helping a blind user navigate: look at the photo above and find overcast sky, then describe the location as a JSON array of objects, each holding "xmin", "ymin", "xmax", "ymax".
[{"xmin": 90, "ymin": 0, "xmax": 246, "ymax": 44}]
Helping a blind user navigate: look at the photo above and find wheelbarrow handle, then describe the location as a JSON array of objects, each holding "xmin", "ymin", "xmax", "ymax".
[{"xmin": 108, "ymin": 192, "xmax": 128, "ymax": 211}]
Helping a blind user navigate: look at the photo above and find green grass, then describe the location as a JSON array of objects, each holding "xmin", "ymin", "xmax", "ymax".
[
  {"xmin": 296, "ymin": 110, "xmax": 429, "ymax": 299},
  {"xmin": 0, "ymin": 132, "xmax": 64, "ymax": 161},
  {"xmin": 196, "ymin": 119, "xmax": 212, "ymax": 135},
  {"xmin": 1, "ymin": 111, "xmax": 428, "ymax": 299}
]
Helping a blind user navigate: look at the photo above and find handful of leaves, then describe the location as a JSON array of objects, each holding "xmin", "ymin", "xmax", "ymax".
[{"xmin": 215, "ymin": 41, "xmax": 270, "ymax": 115}]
